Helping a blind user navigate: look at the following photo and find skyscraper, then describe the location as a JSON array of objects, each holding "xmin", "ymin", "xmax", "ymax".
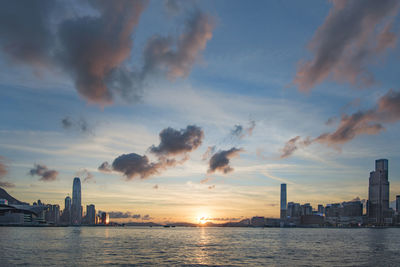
[
  {"xmin": 86, "ymin": 204, "xmax": 96, "ymax": 225},
  {"xmin": 64, "ymin": 196, "xmax": 71, "ymax": 224},
  {"xmin": 368, "ymin": 159, "xmax": 390, "ymax": 225},
  {"xmin": 71, "ymin": 177, "xmax": 82, "ymax": 225},
  {"xmin": 280, "ymin": 183, "xmax": 287, "ymax": 220},
  {"xmin": 396, "ymin": 195, "xmax": 400, "ymax": 213},
  {"xmin": 65, "ymin": 196, "xmax": 71, "ymax": 211}
]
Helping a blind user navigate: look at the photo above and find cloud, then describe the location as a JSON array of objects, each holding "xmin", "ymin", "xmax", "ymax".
[
  {"xmin": 208, "ymin": 185, "xmax": 215, "ymax": 190},
  {"xmin": 0, "ymin": 0, "xmax": 55, "ymax": 66},
  {"xmin": 280, "ymin": 136, "xmax": 311, "ymax": 159},
  {"xmin": 61, "ymin": 117, "xmax": 93, "ymax": 134},
  {"xmin": 0, "ymin": 157, "xmax": 14, "ymax": 188},
  {"xmin": 0, "ymin": 157, "xmax": 7, "ymax": 178},
  {"xmin": 208, "ymin": 147, "xmax": 243, "ymax": 174},
  {"xmin": 108, "ymin": 211, "xmax": 133, "ymax": 218},
  {"xmin": 142, "ymin": 214, "xmax": 151, "ymax": 220},
  {"xmin": 132, "ymin": 214, "xmax": 141, "ymax": 219},
  {"xmin": 230, "ymin": 120, "xmax": 256, "ymax": 139},
  {"xmin": 98, "ymin": 161, "xmax": 112, "ymax": 172},
  {"xmin": 76, "ymin": 169, "xmax": 95, "ymax": 183},
  {"xmin": 200, "ymin": 177, "xmax": 211, "ymax": 184},
  {"xmin": 101, "ymin": 125, "xmax": 204, "ymax": 180},
  {"xmin": 0, "ymin": 1, "xmax": 214, "ymax": 105},
  {"xmin": 150, "ymin": 125, "xmax": 204, "ymax": 157},
  {"xmin": 202, "ymin": 146, "xmax": 216, "ymax": 161},
  {"xmin": 153, "ymin": 184, "xmax": 159, "ymax": 189},
  {"xmin": 315, "ymin": 110, "xmax": 384, "ymax": 146},
  {"xmin": 57, "ymin": 0, "xmax": 148, "ymax": 105},
  {"xmin": 112, "ymin": 153, "xmax": 161, "ymax": 180},
  {"xmin": 142, "ymin": 11, "xmax": 214, "ymax": 79},
  {"xmin": 29, "ymin": 164, "xmax": 58, "ymax": 182},
  {"xmin": 294, "ymin": 0, "xmax": 399, "ymax": 91},
  {"xmin": 281, "ymin": 89, "xmax": 400, "ymax": 156}
]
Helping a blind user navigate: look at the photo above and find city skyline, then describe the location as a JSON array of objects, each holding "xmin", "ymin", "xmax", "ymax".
[{"xmin": 0, "ymin": 0, "xmax": 400, "ymax": 224}]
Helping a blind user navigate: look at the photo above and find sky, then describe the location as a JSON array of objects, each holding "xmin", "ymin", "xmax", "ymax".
[{"xmin": 0, "ymin": 0, "xmax": 400, "ymax": 224}]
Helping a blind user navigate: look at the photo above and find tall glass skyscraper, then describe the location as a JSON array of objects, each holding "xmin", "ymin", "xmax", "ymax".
[
  {"xmin": 71, "ymin": 177, "xmax": 82, "ymax": 225},
  {"xmin": 64, "ymin": 196, "xmax": 71, "ymax": 224},
  {"xmin": 280, "ymin": 183, "xmax": 287, "ymax": 220},
  {"xmin": 368, "ymin": 159, "xmax": 390, "ymax": 225}
]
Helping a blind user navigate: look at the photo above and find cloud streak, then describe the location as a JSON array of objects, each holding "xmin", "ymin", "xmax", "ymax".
[
  {"xmin": 281, "ymin": 89, "xmax": 400, "ymax": 157},
  {"xmin": 294, "ymin": 0, "xmax": 399, "ymax": 91}
]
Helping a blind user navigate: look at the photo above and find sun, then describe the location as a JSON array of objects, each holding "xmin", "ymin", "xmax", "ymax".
[{"xmin": 196, "ymin": 214, "xmax": 209, "ymax": 225}]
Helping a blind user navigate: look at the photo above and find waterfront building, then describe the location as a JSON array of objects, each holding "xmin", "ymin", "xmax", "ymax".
[
  {"xmin": 62, "ymin": 196, "xmax": 71, "ymax": 224},
  {"xmin": 86, "ymin": 204, "xmax": 96, "ymax": 225},
  {"xmin": 71, "ymin": 177, "xmax": 82, "ymax": 225},
  {"xmin": 396, "ymin": 195, "xmax": 400, "ymax": 213},
  {"xmin": 317, "ymin": 204, "xmax": 324, "ymax": 215},
  {"xmin": 280, "ymin": 183, "xmax": 287, "ymax": 220},
  {"xmin": 101, "ymin": 212, "xmax": 109, "ymax": 225},
  {"xmin": 251, "ymin": 216, "xmax": 265, "ymax": 227},
  {"xmin": 368, "ymin": 159, "xmax": 390, "ymax": 225},
  {"xmin": 301, "ymin": 203, "xmax": 312, "ymax": 216},
  {"xmin": 45, "ymin": 204, "xmax": 60, "ymax": 225},
  {"xmin": 287, "ymin": 202, "xmax": 301, "ymax": 218}
]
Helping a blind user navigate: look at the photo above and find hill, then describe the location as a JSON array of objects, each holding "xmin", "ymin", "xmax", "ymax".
[{"xmin": 0, "ymin": 187, "xmax": 28, "ymax": 205}]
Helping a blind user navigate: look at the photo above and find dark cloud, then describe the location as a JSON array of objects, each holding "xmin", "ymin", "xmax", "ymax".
[
  {"xmin": 132, "ymin": 214, "xmax": 141, "ymax": 219},
  {"xmin": 98, "ymin": 161, "xmax": 112, "ymax": 172},
  {"xmin": 112, "ymin": 153, "xmax": 161, "ymax": 180},
  {"xmin": 142, "ymin": 214, "xmax": 151, "ymax": 220},
  {"xmin": 0, "ymin": 1, "xmax": 214, "ymax": 105},
  {"xmin": 230, "ymin": 120, "xmax": 256, "ymax": 139},
  {"xmin": 281, "ymin": 89, "xmax": 400, "ymax": 157},
  {"xmin": 101, "ymin": 125, "xmax": 204, "ymax": 180},
  {"xmin": 108, "ymin": 211, "xmax": 132, "ymax": 218},
  {"xmin": 295, "ymin": 0, "xmax": 399, "ymax": 91},
  {"xmin": 61, "ymin": 117, "xmax": 93, "ymax": 134},
  {"xmin": 0, "ymin": 0, "xmax": 55, "ymax": 66},
  {"xmin": 150, "ymin": 125, "xmax": 204, "ymax": 157},
  {"xmin": 57, "ymin": 0, "xmax": 148, "ymax": 105},
  {"xmin": 208, "ymin": 148, "xmax": 243, "ymax": 174},
  {"xmin": 77, "ymin": 169, "xmax": 95, "ymax": 183},
  {"xmin": 29, "ymin": 164, "xmax": 58, "ymax": 182}
]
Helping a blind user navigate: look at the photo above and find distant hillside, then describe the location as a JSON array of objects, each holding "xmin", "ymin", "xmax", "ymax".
[{"xmin": 0, "ymin": 187, "xmax": 28, "ymax": 205}]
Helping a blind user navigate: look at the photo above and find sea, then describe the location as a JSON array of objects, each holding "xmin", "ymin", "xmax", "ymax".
[{"xmin": 1, "ymin": 227, "xmax": 399, "ymax": 266}]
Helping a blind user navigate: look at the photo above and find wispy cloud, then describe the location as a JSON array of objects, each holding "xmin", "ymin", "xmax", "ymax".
[{"xmin": 294, "ymin": 0, "xmax": 399, "ymax": 91}]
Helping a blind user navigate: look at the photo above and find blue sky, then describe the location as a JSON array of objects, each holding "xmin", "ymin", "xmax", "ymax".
[{"xmin": 0, "ymin": 0, "xmax": 399, "ymax": 223}]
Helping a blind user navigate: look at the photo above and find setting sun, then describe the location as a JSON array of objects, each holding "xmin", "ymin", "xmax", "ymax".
[{"xmin": 197, "ymin": 214, "xmax": 209, "ymax": 225}]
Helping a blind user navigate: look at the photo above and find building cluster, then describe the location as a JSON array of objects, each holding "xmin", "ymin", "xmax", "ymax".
[
  {"xmin": 0, "ymin": 177, "xmax": 110, "ymax": 226},
  {"xmin": 250, "ymin": 159, "xmax": 400, "ymax": 227}
]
